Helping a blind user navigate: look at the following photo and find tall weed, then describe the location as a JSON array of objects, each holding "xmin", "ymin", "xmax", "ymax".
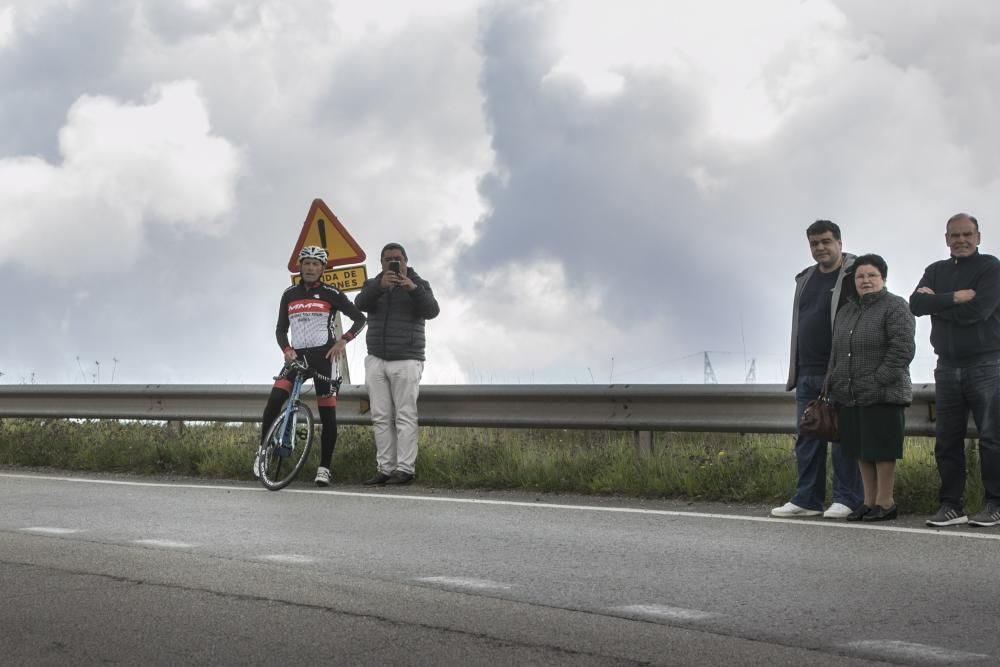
[{"xmin": 0, "ymin": 419, "xmax": 984, "ymax": 513}]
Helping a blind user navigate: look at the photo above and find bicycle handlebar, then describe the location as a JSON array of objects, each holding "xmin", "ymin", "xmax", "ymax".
[{"xmin": 272, "ymin": 359, "xmax": 342, "ymax": 387}]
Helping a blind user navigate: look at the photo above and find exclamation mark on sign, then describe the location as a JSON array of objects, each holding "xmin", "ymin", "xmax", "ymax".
[{"xmin": 318, "ymin": 219, "xmax": 328, "ymax": 250}]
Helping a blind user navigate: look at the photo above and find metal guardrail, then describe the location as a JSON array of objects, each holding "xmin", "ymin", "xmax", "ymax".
[{"xmin": 0, "ymin": 383, "xmax": 944, "ymax": 436}]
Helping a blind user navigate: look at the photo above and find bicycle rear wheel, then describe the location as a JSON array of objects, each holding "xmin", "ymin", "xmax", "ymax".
[{"xmin": 259, "ymin": 402, "xmax": 314, "ymax": 490}]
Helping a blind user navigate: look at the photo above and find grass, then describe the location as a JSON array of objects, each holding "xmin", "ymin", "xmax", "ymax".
[{"xmin": 0, "ymin": 419, "xmax": 986, "ymax": 514}]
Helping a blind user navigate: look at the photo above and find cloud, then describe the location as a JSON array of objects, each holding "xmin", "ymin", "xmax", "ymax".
[
  {"xmin": 0, "ymin": 6, "xmax": 13, "ymax": 49},
  {"xmin": 0, "ymin": 1, "xmax": 488, "ymax": 386},
  {"xmin": 0, "ymin": 80, "xmax": 242, "ymax": 276},
  {"xmin": 0, "ymin": 1, "xmax": 136, "ymax": 161},
  {"xmin": 448, "ymin": 1, "xmax": 1000, "ymax": 384},
  {"xmin": 3, "ymin": 1, "xmax": 1000, "ymax": 388}
]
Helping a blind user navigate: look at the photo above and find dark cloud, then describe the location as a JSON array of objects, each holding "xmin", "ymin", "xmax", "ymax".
[
  {"xmin": 317, "ymin": 20, "xmax": 484, "ymax": 154},
  {"xmin": 464, "ymin": 4, "xmax": 776, "ymax": 350},
  {"xmin": 453, "ymin": 3, "xmax": 999, "ymax": 383},
  {"xmin": 136, "ymin": 0, "xmax": 258, "ymax": 43},
  {"xmin": 0, "ymin": 1, "xmax": 136, "ymax": 160}
]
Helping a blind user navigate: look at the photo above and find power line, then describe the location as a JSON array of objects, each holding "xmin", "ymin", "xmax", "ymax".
[{"xmin": 615, "ymin": 350, "xmax": 732, "ymax": 378}]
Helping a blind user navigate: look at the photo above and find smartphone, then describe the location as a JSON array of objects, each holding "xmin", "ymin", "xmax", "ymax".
[{"xmin": 388, "ymin": 260, "xmax": 401, "ymax": 273}]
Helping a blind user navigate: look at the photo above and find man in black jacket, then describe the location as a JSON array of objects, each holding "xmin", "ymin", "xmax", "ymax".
[
  {"xmin": 911, "ymin": 213, "xmax": 1000, "ymax": 528},
  {"xmin": 354, "ymin": 243, "xmax": 440, "ymax": 485}
]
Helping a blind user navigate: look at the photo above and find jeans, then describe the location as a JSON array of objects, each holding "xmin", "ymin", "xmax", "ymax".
[
  {"xmin": 365, "ymin": 355, "xmax": 423, "ymax": 475},
  {"xmin": 791, "ymin": 374, "xmax": 863, "ymax": 510},
  {"xmin": 933, "ymin": 361, "xmax": 1000, "ymax": 508}
]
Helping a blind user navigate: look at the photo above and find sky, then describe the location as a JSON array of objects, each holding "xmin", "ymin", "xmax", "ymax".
[{"xmin": 2, "ymin": 0, "xmax": 1000, "ymax": 386}]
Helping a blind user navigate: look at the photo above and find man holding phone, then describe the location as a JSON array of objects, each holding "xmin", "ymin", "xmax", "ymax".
[{"xmin": 354, "ymin": 243, "xmax": 440, "ymax": 485}]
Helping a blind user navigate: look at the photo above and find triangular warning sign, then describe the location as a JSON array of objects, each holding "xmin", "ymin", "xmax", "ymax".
[{"xmin": 287, "ymin": 199, "xmax": 366, "ymax": 271}]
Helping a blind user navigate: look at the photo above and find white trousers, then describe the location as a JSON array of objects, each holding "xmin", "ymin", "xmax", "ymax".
[{"xmin": 365, "ymin": 356, "xmax": 423, "ymax": 475}]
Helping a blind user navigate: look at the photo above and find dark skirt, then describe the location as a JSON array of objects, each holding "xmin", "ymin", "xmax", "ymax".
[{"xmin": 838, "ymin": 404, "xmax": 905, "ymax": 461}]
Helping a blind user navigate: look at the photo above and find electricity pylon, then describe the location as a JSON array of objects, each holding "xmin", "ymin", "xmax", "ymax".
[{"xmin": 703, "ymin": 352, "xmax": 718, "ymax": 384}]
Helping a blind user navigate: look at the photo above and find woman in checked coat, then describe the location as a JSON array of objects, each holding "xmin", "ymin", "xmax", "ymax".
[{"xmin": 827, "ymin": 254, "xmax": 916, "ymax": 522}]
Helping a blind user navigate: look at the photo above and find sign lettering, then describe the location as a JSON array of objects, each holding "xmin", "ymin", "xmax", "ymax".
[{"xmin": 291, "ymin": 265, "xmax": 368, "ymax": 292}]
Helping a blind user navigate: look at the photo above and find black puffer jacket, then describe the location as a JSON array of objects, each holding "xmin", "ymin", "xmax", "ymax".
[
  {"xmin": 354, "ymin": 267, "xmax": 440, "ymax": 361},
  {"xmin": 828, "ymin": 288, "xmax": 915, "ymax": 407}
]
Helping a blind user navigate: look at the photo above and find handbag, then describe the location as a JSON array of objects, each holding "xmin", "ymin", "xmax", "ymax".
[{"xmin": 799, "ymin": 377, "xmax": 838, "ymax": 441}]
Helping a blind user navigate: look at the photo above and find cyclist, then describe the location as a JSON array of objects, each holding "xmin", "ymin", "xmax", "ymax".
[{"xmin": 255, "ymin": 246, "xmax": 367, "ymax": 486}]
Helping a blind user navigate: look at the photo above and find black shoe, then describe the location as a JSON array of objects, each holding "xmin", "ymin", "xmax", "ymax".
[
  {"xmin": 846, "ymin": 505, "xmax": 871, "ymax": 522},
  {"xmin": 969, "ymin": 501, "xmax": 1000, "ymax": 527},
  {"xmin": 385, "ymin": 471, "xmax": 414, "ymax": 485},
  {"xmin": 862, "ymin": 504, "xmax": 897, "ymax": 522},
  {"xmin": 362, "ymin": 472, "xmax": 391, "ymax": 486},
  {"xmin": 926, "ymin": 505, "xmax": 968, "ymax": 527}
]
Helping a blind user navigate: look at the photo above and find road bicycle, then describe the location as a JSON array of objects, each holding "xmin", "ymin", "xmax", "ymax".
[{"xmin": 255, "ymin": 358, "xmax": 341, "ymax": 491}]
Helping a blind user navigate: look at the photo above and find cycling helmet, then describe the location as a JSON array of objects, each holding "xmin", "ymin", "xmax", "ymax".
[{"xmin": 298, "ymin": 245, "xmax": 328, "ymax": 265}]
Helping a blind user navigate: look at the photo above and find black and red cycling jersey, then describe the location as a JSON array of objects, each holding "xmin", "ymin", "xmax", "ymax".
[
  {"xmin": 276, "ymin": 281, "xmax": 367, "ymax": 353},
  {"xmin": 273, "ymin": 281, "xmax": 366, "ymax": 404}
]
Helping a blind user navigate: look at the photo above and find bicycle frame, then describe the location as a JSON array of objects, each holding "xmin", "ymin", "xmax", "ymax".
[
  {"xmin": 258, "ymin": 358, "xmax": 339, "ymax": 490},
  {"xmin": 274, "ymin": 372, "xmax": 307, "ymax": 457}
]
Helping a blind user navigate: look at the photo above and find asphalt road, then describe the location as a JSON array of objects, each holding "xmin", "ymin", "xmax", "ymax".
[{"xmin": 2, "ymin": 470, "xmax": 999, "ymax": 666}]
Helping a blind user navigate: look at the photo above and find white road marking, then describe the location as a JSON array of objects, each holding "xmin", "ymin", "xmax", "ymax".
[
  {"xmin": 5, "ymin": 472, "xmax": 1000, "ymax": 543},
  {"xmin": 21, "ymin": 526, "xmax": 83, "ymax": 535},
  {"xmin": 132, "ymin": 539, "xmax": 196, "ymax": 549},
  {"xmin": 416, "ymin": 576, "xmax": 512, "ymax": 590},
  {"xmin": 259, "ymin": 554, "xmax": 318, "ymax": 564},
  {"xmin": 612, "ymin": 604, "xmax": 718, "ymax": 621},
  {"xmin": 843, "ymin": 640, "xmax": 990, "ymax": 663}
]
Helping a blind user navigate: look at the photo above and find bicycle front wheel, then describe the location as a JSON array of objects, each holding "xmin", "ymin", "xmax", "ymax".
[{"xmin": 260, "ymin": 402, "xmax": 314, "ymax": 491}]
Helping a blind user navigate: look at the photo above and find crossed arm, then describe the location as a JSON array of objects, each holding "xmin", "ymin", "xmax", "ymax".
[{"xmin": 910, "ymin": 263, "xmax": 1000, "ymax": 325}]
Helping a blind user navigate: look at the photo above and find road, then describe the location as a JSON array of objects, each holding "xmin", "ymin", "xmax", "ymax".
[{"xmin": 2, "ymin": 470, "xmax": 999, "ymax": 666}]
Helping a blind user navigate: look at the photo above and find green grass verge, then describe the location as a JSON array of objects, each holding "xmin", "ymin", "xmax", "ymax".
[{"xmin": 0, "ymin": 419, "xmax": 985, "ymax": 514}]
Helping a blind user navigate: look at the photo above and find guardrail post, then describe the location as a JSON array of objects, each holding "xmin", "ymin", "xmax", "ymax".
[{"xmin": 633, "ymin": 430, "xmax": 654, "ymax": 459}]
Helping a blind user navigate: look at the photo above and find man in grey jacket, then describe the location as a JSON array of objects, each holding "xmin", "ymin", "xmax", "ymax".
[
  {"xmin": 354, "ymin": 243, "xmax": 440, "ymax": 485},
  {"xmin": 772, "ymin": 220, "xmax": 863, "ymax": 518}
]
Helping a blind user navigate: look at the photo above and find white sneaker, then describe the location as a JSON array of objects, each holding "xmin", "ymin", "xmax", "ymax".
[
  {"xmin": 823, "ymin": 502, "xmax": 853, "ymax": 519},
  {"xmin": 314, "ymin": 466, "xmax": 331, "ymax": 487},
  {"xmin": 771, "ymin": 502, "xmax": 822, "ymax": 518},
  {"xmin": 252, "ymin": 453, "xmax": 262, "ymax": 478}
]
